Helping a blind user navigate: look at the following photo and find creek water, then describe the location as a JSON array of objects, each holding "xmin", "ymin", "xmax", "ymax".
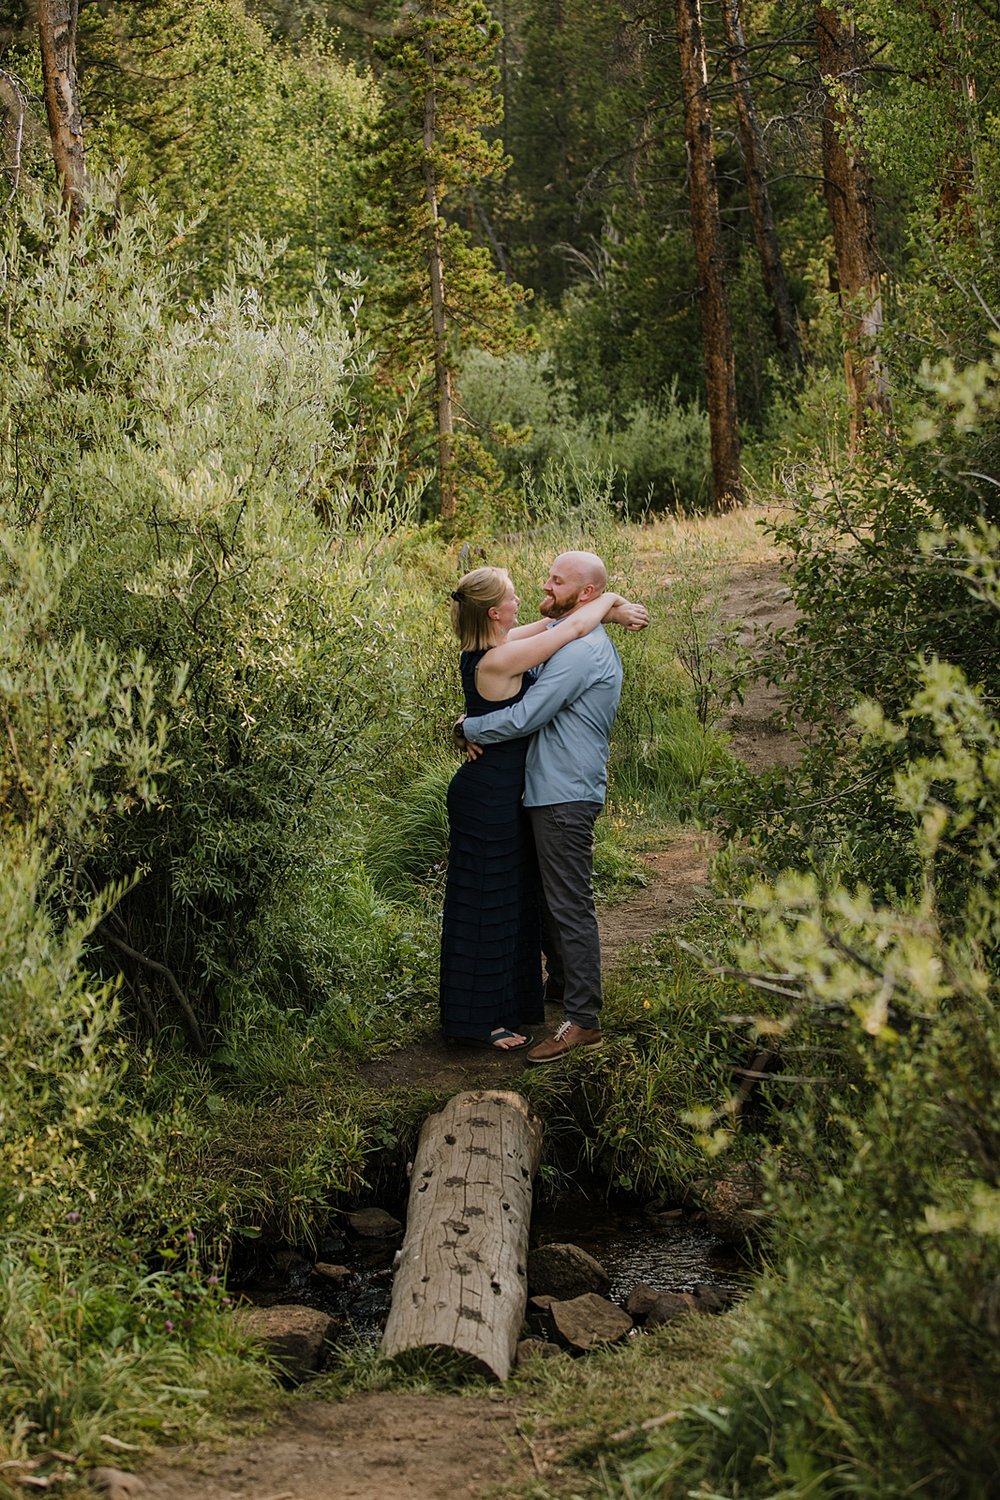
[
  {"xmin": 235, "ymin": 1194, "xmax": 752, "ymax": 1346},
  {"xmin": 531, "ymin": 1197, "xmax": 751, "ymax": 1304}
]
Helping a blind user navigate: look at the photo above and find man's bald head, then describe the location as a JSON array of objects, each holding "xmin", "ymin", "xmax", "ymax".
[
  {"xmin": 541, "ymin": 551, "xmax": 608, "ymax": 618},
  {"xmin": 555, "ymin": 551, "xmax": 607, "ymax": 591}
]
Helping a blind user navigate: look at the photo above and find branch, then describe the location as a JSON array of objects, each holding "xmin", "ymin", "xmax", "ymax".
[{"xmin": 96, "ymin": 922, "xmax": 206, "ymax": 1053}]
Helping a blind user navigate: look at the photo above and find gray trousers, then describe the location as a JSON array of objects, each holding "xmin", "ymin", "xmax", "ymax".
[{"xmin": 529, "ymin": 801, "xmax": 603, "ymax": 1030}]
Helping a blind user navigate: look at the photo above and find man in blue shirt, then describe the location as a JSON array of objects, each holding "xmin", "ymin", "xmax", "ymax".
[{"xmin": 462, "ymin": 551, "xmax": 648, "ymax": 1063}]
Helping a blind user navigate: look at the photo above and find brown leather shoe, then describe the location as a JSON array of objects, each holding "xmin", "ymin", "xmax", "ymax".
[{"xmin": 525, "ymin": 1020, "xmax": 604, "ymax": 1065}]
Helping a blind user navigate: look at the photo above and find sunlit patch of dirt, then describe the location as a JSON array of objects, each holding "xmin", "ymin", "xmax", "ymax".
[
  {"xmin": 715, "ymin": 558, "xmax": 802, "ymax": 772},
  {"xmin": 599, "ymin": 830, "xmax": 716, "ymax": 972}
]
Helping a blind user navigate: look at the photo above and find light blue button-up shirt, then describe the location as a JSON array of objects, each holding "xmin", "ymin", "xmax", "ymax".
[{"xmin": 462, "ymin": 626, "xmax": 623, "ymax": 807}]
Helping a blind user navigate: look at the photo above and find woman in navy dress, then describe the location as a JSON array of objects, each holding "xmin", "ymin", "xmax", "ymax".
[{"xmin": 439, "ymin": 566, "xmax": 630, "ymax": 1050}]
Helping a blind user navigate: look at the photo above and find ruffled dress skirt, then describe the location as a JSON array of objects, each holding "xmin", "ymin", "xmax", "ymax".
[{"xmin": 439, "ymin": 653, "xmax": 544, "ymax": 1040}]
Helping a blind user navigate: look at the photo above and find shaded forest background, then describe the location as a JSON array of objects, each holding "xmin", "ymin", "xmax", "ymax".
[
  {"xmin": 1, "ymin": 2, "xmax": 999, "ymax": 1497},
  {"xmin": 8, "ymin": 0, "xmax": 1000, "ymax": 516}
]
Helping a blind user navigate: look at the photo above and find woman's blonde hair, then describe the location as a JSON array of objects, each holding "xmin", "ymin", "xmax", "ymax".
[{"xmin": 449, "ymin": 566, "xmax": 508, "ymax": 651}]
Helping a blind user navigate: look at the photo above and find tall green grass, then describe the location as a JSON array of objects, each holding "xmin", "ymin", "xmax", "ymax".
[
  {"xmin": 0, "ymin": 1238, "xmax": 277, "ymax": 1488},
  {"xmin": 521, "ymin": 917, "xmax": 750, "ymax": 1197}
]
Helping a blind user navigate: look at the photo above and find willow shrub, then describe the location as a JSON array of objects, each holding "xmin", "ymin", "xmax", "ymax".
[
  {"xmin": 0, "ymin": 537, "xmax": 282, "ymax": 1475},
  {"xmin": 0, "ymin": 522, "xmax": 174, "ymax": 1221},
  {"xmin": 461, "ymin": 346, "xmax": 712, "ymax": 512},
  {"xmin": 0, "ymin": 186, "xmax": 445, "ymax": 1052}
]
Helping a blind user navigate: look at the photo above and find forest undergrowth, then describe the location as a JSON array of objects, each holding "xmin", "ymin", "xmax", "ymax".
[
  {"xmin": 1, "ymin": 182, "xmax": 998, "ymax": 1499},
  {"xmin": 0, "ymin": 192, "xmax": 756, "ymax": 1494}
]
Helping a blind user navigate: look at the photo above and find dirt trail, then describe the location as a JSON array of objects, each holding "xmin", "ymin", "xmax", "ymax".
[
  {"xmin": 139, "ymin": 1392, "xmax": 530, "ymax": 1500},
  {"xmin": 716, "ymin": 561, "xmax": 799, "ymax": 771},
  {"xmin": 135, "ymin": 544, "xmax": 795, "ymax": 1500}
]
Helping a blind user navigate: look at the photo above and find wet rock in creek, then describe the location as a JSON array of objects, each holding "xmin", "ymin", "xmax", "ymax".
[
  {"xmin": 313, "ymin": 1261, "xmax": 353, "ymax": 1284},
  {"xmin": 235, "ymin": 1304, "xmax": 335, "ymax": 1382},
  {"xmin": 527, "ymin": 1241, "xmax": 611, "ymax": 1299},
  {"xmin": 548, "ymin": 1293, "xmax": 632, "ymax": 1352},
  {"xmin": 346, "ymin": 1207, "xmax": 403, "ymax": 1239},
  {"xmin": 625, "ymin": 1284, "xmax": 697, "ymax": 1325},
  {"xmin": 691, "ymin": 1282, "xmax": 739, "ymax": 1313}
]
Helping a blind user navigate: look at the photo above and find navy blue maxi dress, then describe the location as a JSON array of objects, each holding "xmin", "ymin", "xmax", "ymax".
[{"xmin": 439, "ymin": 650, "xmax": 545, "ymax": 1041}]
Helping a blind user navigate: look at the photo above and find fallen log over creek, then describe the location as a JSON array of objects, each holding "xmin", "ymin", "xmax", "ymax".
[{"xmin": 381, "ymin": 1089, "xmax": 542, "ymax": 1381}]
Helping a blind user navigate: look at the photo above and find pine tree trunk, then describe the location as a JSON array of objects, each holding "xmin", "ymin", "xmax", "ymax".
[
  {"xmin": 37, "ymin": 0, "xmax": 85, "ymax": 228},
  {"xmin": 928, "ymin": 6, "xmax": 982, "ymax": 243},
  {"xmin": 816, "ymin": 2, "xmax": 891, "ymax": 448},
  {"xmin": 721, "ymin": 0, "xmax": 803, "ymax": 375},
  {"xmin": 675, "ymin": 0, "xmax": 743, "ymax": 511},
  {"xmin": 423, "ymin": 36, "xmax": 458, "ymax": 523}
]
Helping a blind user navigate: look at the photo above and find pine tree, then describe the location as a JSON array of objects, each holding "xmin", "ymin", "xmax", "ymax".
[
  {"xmin": 77, "ymin": 0, "xmax": 377, "ymax": 299},
  {"xmin": 365, "ymin": 0, "xmax": 530, "ymax": 523}
]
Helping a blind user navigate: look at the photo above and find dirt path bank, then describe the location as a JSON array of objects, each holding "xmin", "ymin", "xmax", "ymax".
[{"xmin": 139, "ymin": 1391, "xmax": 530, "ymax": 1500}]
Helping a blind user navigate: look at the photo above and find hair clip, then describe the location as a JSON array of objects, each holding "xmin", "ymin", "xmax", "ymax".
[{"xmin": 451, "ymin": 590, "xmax": 465, "ymax": 603}]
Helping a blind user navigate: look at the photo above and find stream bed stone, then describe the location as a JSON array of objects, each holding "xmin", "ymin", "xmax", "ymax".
[{"xmin": 232, "ymin": 1192, "xmax": 753, "ymax": 1367}]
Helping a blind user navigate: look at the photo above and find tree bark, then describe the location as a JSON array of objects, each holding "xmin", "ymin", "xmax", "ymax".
[
  {"xmin": 0, "ymin": 70, "xmax": 27, "ymax": 212},
  {"xmin": 721, "ymin": 0, "xmax": 803, "ymax": 375},
  {"xmin": 37, "ymin": 0, "xmax": 86, "ymax": 228},
  {"xmin": 816, "ymin": 2, "xmax": 891, "ymax": 447},
  {"xmin": 423, "ymin": 31, "xmax": 458, "ymax": 523},
  {"xmin": 382, "ymin": 1090, "xmax": 542, "ymax": 1381},
  {"xmin": 928, "ymin": 5, "xmax": 983, "ymax": 244},
  {"xmin": 675, "ymin": 0, "xmax": 743, "ymax": 510}
]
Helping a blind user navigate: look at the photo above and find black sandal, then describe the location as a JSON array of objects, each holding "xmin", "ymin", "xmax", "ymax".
[{"xmin": 447, "ymin": 1028, "xmax": 534, "ymax": 1052}]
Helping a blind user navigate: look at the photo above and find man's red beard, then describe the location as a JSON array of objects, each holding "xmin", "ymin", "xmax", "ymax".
[{"xmin": 540, "ymin": 588, "xmax": 583, "ymax": 619}]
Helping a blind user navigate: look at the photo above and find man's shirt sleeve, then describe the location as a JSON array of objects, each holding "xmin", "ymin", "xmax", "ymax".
[{"xmin": 463, "ymin": 643, "xmax": 586, "ymax": 743}]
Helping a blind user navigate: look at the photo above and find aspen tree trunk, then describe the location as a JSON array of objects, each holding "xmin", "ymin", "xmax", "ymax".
[
  {"xmin": 816, "ymin": 3, "xmax": 890, "ymax": 448},
  {"xmin": 423, "ymin": 34, "xmax": 458, "ymax": 523},
  {"xmin": 721, "ymin": 0, "xmax": 803, "ymax": 374},
  {"xmin": 37, "ymin": 0, "xmax": 85, "ymax": 228},
  {"xmin": 675, "ymin": 0, "xmax": 743, "ymax": 511},
  {"xmin": 0, "ymin": 71, "xmax": 26, "ymax": 210}
]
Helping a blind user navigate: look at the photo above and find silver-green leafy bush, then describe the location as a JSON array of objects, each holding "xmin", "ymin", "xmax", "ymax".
[{"xmin": 0, "ymin": 186, "xmax": 438, "ymax": 1048}]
